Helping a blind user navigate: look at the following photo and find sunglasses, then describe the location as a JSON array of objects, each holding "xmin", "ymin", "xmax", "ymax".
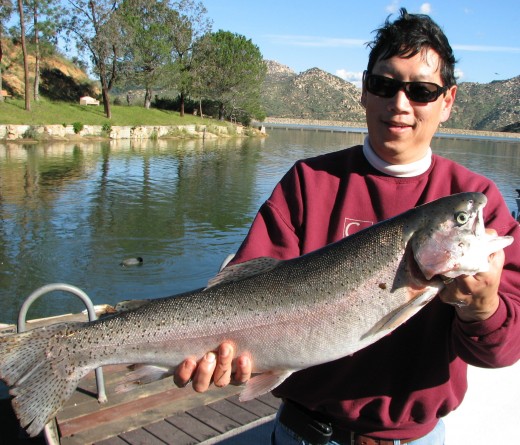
[{"xmin": 364, "ymin": 72, "xmax": 449, "ymax": 103}]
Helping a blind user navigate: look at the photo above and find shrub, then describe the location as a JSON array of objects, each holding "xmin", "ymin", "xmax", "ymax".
[
  {"xmin": 23, "ymin": 126, "xmax": 40, "ymax": 140},
  {"xmin": 72, "ymin": 122, "xmax": 84, "ymax": 134}
]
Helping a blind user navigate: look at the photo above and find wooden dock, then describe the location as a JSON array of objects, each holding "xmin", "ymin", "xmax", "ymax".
[
  {"xmin": 3, "ymin": 361, "xmax": 280, "ymax": 445},
  {"xmin": 1, "ymin": 313, "xmax": 281, "ymax": 445},
  {"xmin": 58, "ymin": 364, "xmax": 280, "ymax": 445}
]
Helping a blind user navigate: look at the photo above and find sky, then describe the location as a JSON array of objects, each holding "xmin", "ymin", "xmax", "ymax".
[{"xmin": 202, "ymin": 0, "xmax": 520, "ymax": 87}]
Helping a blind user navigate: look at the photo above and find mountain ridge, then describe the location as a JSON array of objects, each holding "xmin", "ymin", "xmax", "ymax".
[{"xmin": 262, "ymin": 60, "xmax": 520, "ymax": 133}]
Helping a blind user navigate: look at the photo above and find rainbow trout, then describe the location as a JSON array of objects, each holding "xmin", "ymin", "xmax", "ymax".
[{"xmin": 0, "ymin": 192, "xmax": 513, "ymax": 436}]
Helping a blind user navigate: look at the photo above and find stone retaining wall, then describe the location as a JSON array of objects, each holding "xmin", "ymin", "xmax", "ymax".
[{"xmin": 0, "ymin": 123, "xmax": 250, "ymax": 141}]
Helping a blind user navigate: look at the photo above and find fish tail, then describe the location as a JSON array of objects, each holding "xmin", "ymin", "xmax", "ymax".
[{"xmin": 0, "ymin": 322, "xmax": 88, "ymax": 437}]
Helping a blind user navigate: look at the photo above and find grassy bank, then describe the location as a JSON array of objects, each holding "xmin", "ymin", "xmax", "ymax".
[{"xmin": 0, "ymin": 98, "xmax": 220, "ymax": 127}]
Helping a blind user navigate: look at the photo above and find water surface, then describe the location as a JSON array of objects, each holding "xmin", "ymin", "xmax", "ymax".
[{"xmin": 0, "ymin": 129, "xmax": 518, "ymax": 324}]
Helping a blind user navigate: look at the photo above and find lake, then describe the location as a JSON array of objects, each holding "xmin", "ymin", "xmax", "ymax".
[{"xmin": 0, "ymin": 127, "xmax": 519, "ymax": 324}]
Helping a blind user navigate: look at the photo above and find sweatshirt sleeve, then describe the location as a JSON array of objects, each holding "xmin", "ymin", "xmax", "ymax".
[
  {"xmin": 451, "ymin": 185, "xmax": 520, "ymax": 368},
  {"xmin": 231, "ymin": 164, "xmax": 304, "ymax": 264}
]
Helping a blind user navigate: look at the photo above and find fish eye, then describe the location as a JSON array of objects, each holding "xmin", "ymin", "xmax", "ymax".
[{"xmin": 455, "ymin": 211, "xmax": 470, "ymax": 225}]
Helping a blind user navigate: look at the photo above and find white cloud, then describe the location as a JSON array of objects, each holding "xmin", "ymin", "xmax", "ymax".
[
  {"xmin": 453, "ymin": 44, "xmax": 520, "ymax": 53},
  {"xmin": 386, "ymin": 0, "xmax": 400, "ymax": 13},
  {"xmin": 265, "ymin": 35, "xmax": 365, "ymax": 48},
  {"xmin": 336, "ymin": 69, "xmax": 364, "ymax": 88},
  {"xmin": 454, "ymin": 68, "xmax": 464, "ymax": 80},
  {"xmin": 420, "ymin": 3, "xmax": 432, "ymax": 14}
]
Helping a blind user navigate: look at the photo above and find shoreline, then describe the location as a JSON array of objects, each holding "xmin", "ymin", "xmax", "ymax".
[
  {"xmin": 261, "ymin": 117, "xmax": 520, "ymax": 140},
  {"xmin": 0, "ymin": 122, "xmax": 266, "ymax": 142}
]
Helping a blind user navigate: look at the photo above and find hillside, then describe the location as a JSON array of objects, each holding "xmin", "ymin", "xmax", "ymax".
[
  {"xmin": 447, "ymin": 76, "xmax": 520, "ymax": 131},
  {"xmin": 262, "ymin": 61, "xmax": 365, "ymax": 122},
  {"xmin": 1, "ymin": 39, "xmax": 98, "ymax": 101},
  {"xmin": 262, "ymin": 60, "xmax": 520, "ymax": 133}
]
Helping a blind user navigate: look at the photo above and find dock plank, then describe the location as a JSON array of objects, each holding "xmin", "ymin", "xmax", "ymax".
[
  {"xmin": 141, "ymin": 420, "xmax": 198, "ymax": 445},
  {"xmin": 93, "ymin": 437, "xmax": 129, "ymax": 445},
  {"xmin": 226, "ymin": 394, "xmax": 278, "ymax": 418},
  {"xmin": 118, "ymin": 428, "xmax": 167, "ymax": 445},
  {"xmin": 208, "ymin": 399, "xmax": 260, "ymax": 425},
  {"xmin": 165, "ymin": 411, "xmax": 220, "ymax": 442},
  {"xmin": 187, "ymin": 405, "xmax": 241, "ymax": 434}
]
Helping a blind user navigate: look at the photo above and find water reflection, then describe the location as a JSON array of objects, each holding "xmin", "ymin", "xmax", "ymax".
[{"xmin": 0, "ymin": 130, "xmax": 518, "ymax": 324}]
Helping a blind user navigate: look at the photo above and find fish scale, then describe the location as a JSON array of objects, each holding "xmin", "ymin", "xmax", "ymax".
[{"xmin": 0, "ymin": 192, "xmax": 513, "ymax": 437}]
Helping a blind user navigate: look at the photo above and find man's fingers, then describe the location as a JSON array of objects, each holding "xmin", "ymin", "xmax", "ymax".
[
  {"xmin": 173, "ymin": 357, "xmax": 197, "ymax": 388},
  {"xmin": 192, "ymin": 352, "xmax": 217, "ymax": 392},
  {"xmin": 213, "ymin": 343, "xmax": 234, "ymax": 387},
  {"xmin": 173, "ymin": 342, "xmax": 252, "ymax": 393},
  {"xmin": 233, "ymin": 354, "xmax": 252, "ymax": 385}
]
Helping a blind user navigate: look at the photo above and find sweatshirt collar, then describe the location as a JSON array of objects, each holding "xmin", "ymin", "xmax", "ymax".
[{"xmin": 363, "ymin": 136, "xmax": 432, "ymax": 178}]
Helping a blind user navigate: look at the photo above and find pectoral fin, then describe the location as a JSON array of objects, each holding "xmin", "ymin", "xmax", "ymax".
[
  {"xmin": 239, "ymin": 370, "xmax": 293, "ymax": 401},
  {"xmin": 115, "ymin": 365, "xmax": 174, "ymax": 393},
  {"xmin": 361, "ymin": 288, "xmax": 439, "ymax": 340}
]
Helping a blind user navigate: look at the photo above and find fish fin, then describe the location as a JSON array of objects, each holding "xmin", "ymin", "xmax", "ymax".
[
  {"xmin": 239, "ymin": 370, "xmax": 293, "ymax": 401},
  {"xmin": 115, "ymin": 365, "xmax": 175, "ymax": 393},
  {"xmin": 206, "ymin": 257, "xmax": 281, "ymax": 288},
  {"xmin": 114, "ymin": 299, "xmax": 151, "ymax": 312},
  {"xmin": 362, "ymin": 289, "xmax": 439, "ymax": 340},
  {"xmin": 0, "ymin": 323, "xmax": 90, "ymax": 437}
]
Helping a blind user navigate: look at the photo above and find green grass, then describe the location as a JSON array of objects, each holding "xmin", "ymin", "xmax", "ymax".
[{"xmin": 0, "ymin": 98, "xmax": 221, "ymax": 127}]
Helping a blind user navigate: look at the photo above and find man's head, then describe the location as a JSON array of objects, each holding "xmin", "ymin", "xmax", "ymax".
[
  {"xmin": 360, "ymin": 8, "xmax": 458, "ymax": 165},
  {"xmin": 366, "ymin": 8, "xmax": 456, "ymax": 88}
]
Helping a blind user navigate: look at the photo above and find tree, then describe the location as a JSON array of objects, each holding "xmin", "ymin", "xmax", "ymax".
[
  {"xmin": 118, "ymin": 0, "xmax": 180, "ymax": 109},
  {"xmin": 17, "ymin": 0, "xmax": 30, "ymax": 110},
  {"xmin": 193, "ymin": 30, "xmax": 266, "ymax": 123},
  {"xmin": 168, "ymin": 0, "xmax": 211, "ymax": 116},
  {"xmin": 0, "ymin": 0, "xmax": 13, "ymax": 101},
  {"xmin": 23, "ymin": 0, "xmax": 60, "ymax": 102},
  {"xmin": 63, "ymin": 0, "xmax": 124, "ymax": 118}
]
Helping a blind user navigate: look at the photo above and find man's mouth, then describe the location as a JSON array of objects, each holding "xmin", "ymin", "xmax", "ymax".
[{"xmin": 385, "ymin": 120, "xmax": 412, "ymax": 129}]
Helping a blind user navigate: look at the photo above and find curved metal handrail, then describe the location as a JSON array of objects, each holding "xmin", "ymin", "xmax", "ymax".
[{"xmin": 17, "ymin": 283, "xmax": 107, "ymax": 403}]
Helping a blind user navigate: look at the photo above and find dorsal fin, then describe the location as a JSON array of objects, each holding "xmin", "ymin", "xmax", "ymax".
[{"xmin": 206, "ymin": 257, "xmax": 281, "ymax": 289}]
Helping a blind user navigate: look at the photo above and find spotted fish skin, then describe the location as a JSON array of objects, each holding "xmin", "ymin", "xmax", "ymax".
[{"xmin": 0, "ymin": 193, "xmax": 513, "ymax": 437}]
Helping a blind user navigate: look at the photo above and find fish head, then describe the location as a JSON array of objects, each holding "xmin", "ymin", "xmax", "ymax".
[{"xmin": 410, "ymin": 193, "xmax": 513, "ymax": 280}]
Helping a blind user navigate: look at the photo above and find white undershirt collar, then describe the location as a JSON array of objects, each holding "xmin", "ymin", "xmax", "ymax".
[{"xmin": 362, "ymin": 136, "xmax": 432, "ymax": 178}]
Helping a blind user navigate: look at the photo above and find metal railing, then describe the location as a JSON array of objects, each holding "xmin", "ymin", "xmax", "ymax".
[{"xmin": 17, "ymin": 283, "xmax": 107, "ymax": 403}]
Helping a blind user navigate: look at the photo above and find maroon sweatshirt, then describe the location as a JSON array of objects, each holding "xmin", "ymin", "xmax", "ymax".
[{"xmin": 231, "ymin": 144, "xmax": 520, "ymax": 440}]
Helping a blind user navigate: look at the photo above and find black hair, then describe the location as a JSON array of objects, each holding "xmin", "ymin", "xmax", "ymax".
[{"xmin": 366, "ymin": 8, "xmax": 457, "ymax": 87}]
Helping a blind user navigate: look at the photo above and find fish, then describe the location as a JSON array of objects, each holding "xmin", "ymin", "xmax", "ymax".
[{"xmin": 0, "ymin": 192, "xmax": 513, "ymax": 437}]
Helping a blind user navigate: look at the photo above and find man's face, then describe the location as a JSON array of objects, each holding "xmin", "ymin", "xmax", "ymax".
[{"xmin": 361, "ymin": 49, "xmax": 457, "ymax": 164}]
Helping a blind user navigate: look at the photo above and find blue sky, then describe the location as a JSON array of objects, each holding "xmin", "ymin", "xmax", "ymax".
[{"xmin": 202, "ymin": 0, "xmax": 520, "ymax": 86}]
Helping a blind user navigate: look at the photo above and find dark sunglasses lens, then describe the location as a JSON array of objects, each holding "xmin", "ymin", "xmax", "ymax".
[
  {"xmin": 406, "ymin": 83, "xmax": 439, "ymax": 103},
  {"xmin": 366, "ymin": 75, "xmax": 399, "ymax": 98}
]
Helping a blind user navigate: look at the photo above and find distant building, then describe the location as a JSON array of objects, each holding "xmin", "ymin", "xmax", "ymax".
[{"xmin": 80, "ymin": 96, "xmax": 100, "ymax": 106}]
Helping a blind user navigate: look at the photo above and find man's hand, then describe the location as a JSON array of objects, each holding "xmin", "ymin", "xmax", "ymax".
[
  {"xmin": 439, "ymin": 230, "xmax": 506, "ymax": 322},
  {"xmin": 173, "ymin": 342, "xmax": 252, "ymax": 392}
]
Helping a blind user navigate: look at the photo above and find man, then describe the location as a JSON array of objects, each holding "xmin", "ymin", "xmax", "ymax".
[{"xmin": 175, "ymin": 9, "xmax": 520, "ymax": 444}]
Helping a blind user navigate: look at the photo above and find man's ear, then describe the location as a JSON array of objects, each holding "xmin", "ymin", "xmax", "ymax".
[{"xmin": 440, "ymin": 85, "xmax": 457, "ymax": 123}]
